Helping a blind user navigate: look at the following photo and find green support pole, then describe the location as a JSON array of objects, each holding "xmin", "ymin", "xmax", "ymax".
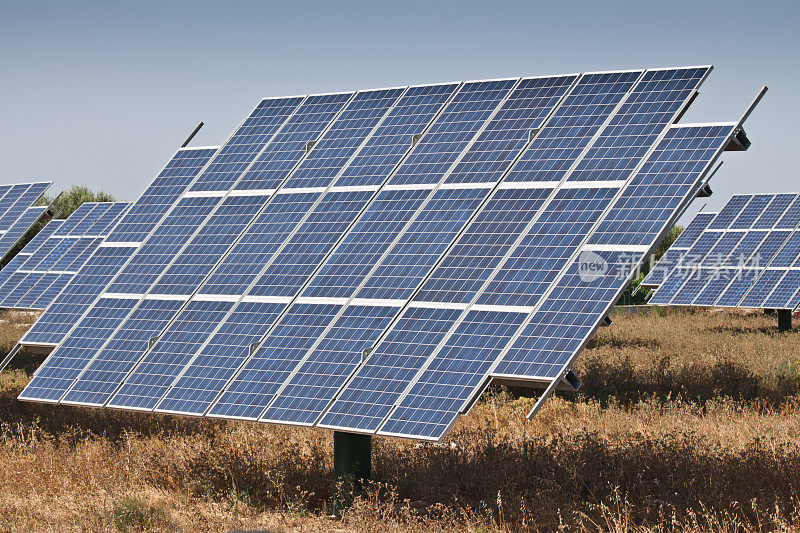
[
  {"xmin": 778, "ymin": 309, "xmax": 792, "ymax": 332},
  {"xmin": 333, "ymin": 431, "xmax": 371, "ymax": 510}
]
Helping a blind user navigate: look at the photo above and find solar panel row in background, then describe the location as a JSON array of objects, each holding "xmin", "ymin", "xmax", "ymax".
[
  {"xmin": 0, "ymin": 217, "xmax": 63, "ymax": 290},
  {"xmin": 17, "ymin": 67, "xmax": 759, "ymax": 442},
  {"xmin": 639, "ymin": 211, "xmax": 717, "ymax": 287},
  {"xmin": 0, "ymin": 182, "xmax": 52, "ymax": 262},
  {"xmin": 649, "ymin": 192, "xmax": 800, "ymax": 310},
  {"xmin": 0, "ymin": 202, "xmax": 130, "ymax": 311}
]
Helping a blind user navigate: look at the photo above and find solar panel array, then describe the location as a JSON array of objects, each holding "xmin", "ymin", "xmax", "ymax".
[
  {"xmin": 648, "ymin": 193, "xmax": 800, "ymax": 310},
  {"xmin": 0, "ymin": 202, "xmax": 130, "ymax": 310},
  {"xmin": 0, "ymin": 182, "xmax": 52, "ymax": 262},
  {"xmin": 16, "ymin": 67, "xmax": 757, "ymax": 441}
]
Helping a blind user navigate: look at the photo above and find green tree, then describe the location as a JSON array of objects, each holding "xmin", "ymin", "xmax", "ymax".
[
  {"xmin": 36, "ymin": 184, "xmax": 116, "ymax": 219},
  {"xmin": 619, "ymin": 224, "xmax": 683, "ymax": 306}
]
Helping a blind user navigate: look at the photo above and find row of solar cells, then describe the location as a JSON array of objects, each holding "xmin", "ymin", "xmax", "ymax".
[
  {"xmin": 648, "ymin": 193, "xmax": 800, "ymax": 310},
  {"xmin": 16, "ymin": 67, "xmax": 742, "ymax": 440}
]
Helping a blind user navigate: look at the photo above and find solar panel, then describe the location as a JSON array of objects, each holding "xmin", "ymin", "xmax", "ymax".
[
  {"xmin": 0, "ymin": 202, "xmax": 129, "ymax": 311},
  {"xmin": 0, "ymin": 182, "xmax": 52, "ymax": 263},
  {"xmin": 649, "ymin": 192, "xmax": 800, "ymax": 310},
  {"xmin": 0, "ymin": 218, "xmax": 62, "ymax": 290},
  {"xmin": 18, "ymin": 66, "xmax": 762, "ymax": 442}
]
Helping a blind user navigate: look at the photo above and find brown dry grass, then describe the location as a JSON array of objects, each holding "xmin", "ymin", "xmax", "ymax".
[{"xmin": 0, "ymin": 308, "xmax": 799, "ymax": 532}]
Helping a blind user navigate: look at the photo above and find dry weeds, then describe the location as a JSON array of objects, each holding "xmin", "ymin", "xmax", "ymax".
[{"xmin": 0, "ymin": 308, "xmax": 798, "ymax": 532}]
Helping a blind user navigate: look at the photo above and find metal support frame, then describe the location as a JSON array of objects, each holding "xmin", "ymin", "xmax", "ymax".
[
  {"xmin": 778, "ymin": 309, "xmax": 792, "ymax": 332},
  {"xmin": 181, "ymin": 122, "xmax": 204, "ymax": 148},
  {"xmin": 333, "ymin": 431, "xmax": 371, "ymax": 509}
]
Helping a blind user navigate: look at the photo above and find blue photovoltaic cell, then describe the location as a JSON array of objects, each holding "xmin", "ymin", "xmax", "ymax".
[
  {"xmin": 704, "ymin": 232, "xmax": 747, "ymax": 268},
  {"xmin": 261, "ymin": 304, "xmax": 398, "ymax": 425},
  {"xmin": 0, "ymin": 273, "xmax": 45, "ymax": 307},
  {"xmin": 730, "ymin": 195, "xmax": 774, "ymax": 229},
  {"xmin": 198, "ymin": 192, "xmax": 322, "ymax": 295},
  {"xmin": 640, "ymin": 211, "xmax": 716, "ymax": 287},
  {"xmin": 208, "ymin": 303, "xmax": 344, "ymax": 420},
  {"xmin": 88, "ymin": 203, "xmax": 130, "ymax": 235},
  {"xmin": 234, "ymin": 93, "xmax": 354, "ymax": 191},
  {"xmin": 752, "ymin": 194, "xmax": 797, "ymax": 229},
  {"xmin": 379, "ymin": 310, "xmax": 527, "ymax": 439},
  {"xmin": 568, "ymin": 67, "xmax": 710, "ymax": 182},
  {"xmin": 768, "ymin": 232, "xmax": 800, "ymax": 268},
  {"xmin": 0, "ymin": 219, "xmax": 62, "ymax": 289},
  {"xmin": 109, "ymin": 147, "xmax": 218, "ymax": 242},
  {"xmin": 70, "ymin": 203, "xmax": 113, "ymax": 235},
  {"xmin": 106, "ymin": 195, "xmax": 222, "ymax": 295},
  {"xmin": 416, "ymin": 188, "xmax": 554, "ymax": 304},
  {"xmin": 301, "ymin": 189, "xmax": 430, "ymax": 298},
  {"xmin": 671, "ymin": 267, "xmax": 719, "ymax": 305},
  {"xmin": 59, "ymin": 298, "xmax": 186, "ymax": 406},
  {"xmin": 318, "ymin": 306, "xmax": 463, "ymax": 432},
  {"xmin": 505, "ymin": 71, "xmax": 640, "ymax": 183},
  {"xmin": 763, "ymin": 271, "xmax": 800, "ymax": 309},
  {"xmin": 588, "ymin": 125, "xmax": 733, "ymax": 246},
  {"xmin": 53, "ymin": 203, "xmax": 100, "ymax": 236},
  {"xmin": 155, "ymin": 301, "xmax": 287, "ymax": 415},
  {"xmin": 720, "ymin": 231, "xmax": 769, "ymax": 267},
  {"xmin": 21, "ymin": 247, "xmax": 138, "ymax": 345},
  {"xmin": 150, "ymin": 195, "xmax": 270, "ymax": 295},
  {"xmin": 247, "ymin": 190, "xmax": 376, "ymax": 297},
  {"xmin": 707, "ymin": 195, "xmax": 751, "ymax": 230},
  {"xmin": 775, "ymin": 195, "xmax": 800, "ymax": 229},
  {"xmin": 354, "ymin": 187, "xmax": 489, "ymax": 300},
  {"xmin": 106, "ymin": 300, "xmax": 235, "ymax": 410},
  {"xmin": 16, "ymin": 273, "xmax": 60, "ymax": 309},
  {"xmin": 30, "ymin": 274, "xmax": 75, "ymax": 310},
  {"xmin": 285, "ymin": 88, "xmax": 405, "ymax": 189},
  {"xmin": 190, "ymin": 98, "xmax": 304, "ymax": 192},
  {"xmin": 0, "ymin": 182, "xmax": 50, "ymax": 232},
  {"xmin": 692, "ymin": 268, "xmax": 738, "ymax": 305},
  {"xmin": 495, "ymin": 251, "xmax": 643, "ymax": 378},
  {"xmin": 335, "ymin": 84, "xmax": 458, "ymax": 188},
  {"xmin": 63, "ymin": 238, "xmax": 104, "ymax": 273},
  {"xmin": 21, "ymin": 148, "xmax": 212, "ymax": 345},
  {"xmin": 0, "ymin": 205, "xmax": 49, "ymax": 257},
  {"xmin": 715, "ymin": 269, "xmax": 764, "ymax": 307},
  {"xmin": 477, "ymin": 187, "xmax": 620, "ymax": 307},
  {"xmin": 739, "ymin": 269, "xmax": 786, "ymax": 308},
  {"xmin": 752, "ymin": 230, "xmax": 792, "ymax": 266},
  {"xmin": 444, "ymin": 75, "xmax": 577, "ymax": 184},
  {"xmin": 19, "ymin": 297, "xmax": 140, "ymax": 402},
  {"xmin": 386, "ymin": 80, "xmax": 517, "ymax": 186}
]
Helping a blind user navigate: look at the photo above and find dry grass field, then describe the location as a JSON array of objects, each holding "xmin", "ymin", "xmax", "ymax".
[{"xmin": 0, "ymin": 307, "xmax": 799, "ymax": 532}]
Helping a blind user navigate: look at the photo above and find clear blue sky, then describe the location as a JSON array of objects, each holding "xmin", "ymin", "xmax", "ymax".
[{"xmin": 1, "ymin": 0, "xmax": 797, "ymax": 222}]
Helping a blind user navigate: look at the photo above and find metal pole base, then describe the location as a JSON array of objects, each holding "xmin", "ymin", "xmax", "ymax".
[
  {"xmin": 778, "ymin": 309, "xmax": 792, "ymax": 332},
  {"xmin": 333, "ymin": 431, "xmax": 371, "ymax": 511}
]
